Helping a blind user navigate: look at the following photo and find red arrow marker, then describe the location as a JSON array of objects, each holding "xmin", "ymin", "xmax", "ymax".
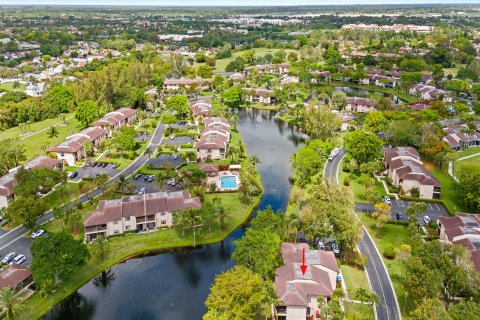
[{"xmin": 300, "ymin": 248, "xmax": 307, "ymax": 275}]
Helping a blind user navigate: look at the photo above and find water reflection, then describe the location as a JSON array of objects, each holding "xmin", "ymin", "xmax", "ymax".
[{"xmin": 45, "ymin": 108, "xmax": 304, "ymax": 320}]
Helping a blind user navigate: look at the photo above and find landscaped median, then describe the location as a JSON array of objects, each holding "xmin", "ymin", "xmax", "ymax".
[{"xmin": 18, "ymin": 191, "xmax": 262, "ymax": 320}]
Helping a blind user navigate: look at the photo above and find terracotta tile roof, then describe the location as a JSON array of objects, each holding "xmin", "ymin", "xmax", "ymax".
[
  {"xmin": 347, "ymin": 97, "xmax": 375, "ymax": 106},
  {"xmin": 0, "ymin": 265, "xmax": 32, "ymax": 290},
  {"xmin": 47, "ymin": 127, "xmax": 107, "ymax": 154},
  {"xmin": 243, "ymin": 88, "xmax": 275, "ymax": 97},
  {"xmin": 188, "ymin": 99, "xmax": 212, "ymax": 116},
  {"xmin": 84, "ymin": 190, "xmax": 201, "ymax": 227},
  {"xmin": 93, "ymin": 108, "xmax": 137, "ymax": 126},
  {"xmin": 199, "ymin": 164, "xmax": 219, "ymax": 173}
]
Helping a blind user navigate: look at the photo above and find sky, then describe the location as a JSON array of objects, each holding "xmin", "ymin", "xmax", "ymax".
[{"xmin": 0, "ymin": 0, "xmax": 479, "ymax": 5}]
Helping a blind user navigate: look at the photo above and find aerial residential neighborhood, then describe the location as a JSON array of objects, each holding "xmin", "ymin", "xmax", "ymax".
[{"xmin": 0, "ymin": 2, "xmax": 479, "ymax": 320}]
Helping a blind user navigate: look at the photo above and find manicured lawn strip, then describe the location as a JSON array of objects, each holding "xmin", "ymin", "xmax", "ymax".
[
  {"xmin": 330, "ymin": 82, "xmax": 420, "ymax": 103},
  {"xmin": 42, "ymin": 183, "xmax": 82, "ymax": 210},
  {"xmin": 0, "ymin": 112, "xmax": 75, "ymax": 140},
  {"xmin": 425, "ymin": 163, "xmax": 469, "ymax": 214},
  {"xmin": 344, "ymin": 301, "xmax": 375, "ymax": 320},
  {"xmin": 450, "ymin": 146, "xmax": 480, "ymax": 161},
  {"xmin": 340, "ymin": 264, "xmax": 370, "ymax": 297},
  {"xmin": 18, "ymin": 191, "xmax": 262, "ymax": 320},
  {"xmin": 339, "ymin": 170, "xmax": 387, "ymax": 203},
  {"xmin": 0, "ymin": 82, "xmax": 26, "ymax": 91},
  {"xmin": 452, "ymin": 149, "xmax": 480, "ymax": 177},
  {"xmin": 358, "ymin": 213, "xmax": 415, "ymax": 315}
]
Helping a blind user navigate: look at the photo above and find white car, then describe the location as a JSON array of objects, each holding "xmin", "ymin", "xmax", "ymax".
[
  {"xmin": 138, "ymin": 187, "xmax": 147, "ymax": 194},
  {"xmin": 2, "ymin": 252, "xmax": 16, "ymax": 264},
  {"xmin": 423, "ymin": 216, "xmax": 431, "ymax": 224},
  {"xmin": 383, "ymin": 196, "xmax": 392, "ymax": 205},
  {"xmin": 31, "ymin": 230, "xmax": 46, "ymax": 239},
  {"xmin": 10, "ymin": 254, "xmax": 26, "ymax": 265}
]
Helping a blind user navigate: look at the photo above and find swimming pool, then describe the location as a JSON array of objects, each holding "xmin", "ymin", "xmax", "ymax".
[{"xmin": 221, "ymin": 176, "xmax": 238, "ymax": 189}]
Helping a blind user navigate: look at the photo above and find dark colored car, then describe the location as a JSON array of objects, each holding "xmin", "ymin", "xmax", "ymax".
[
  {"xmin": 69, "ymin": 171, "xmax": 79, "ymax": 179},
  {"xmin": 396, "ymin": 212, "xmax": 403, "ymax": 221}
]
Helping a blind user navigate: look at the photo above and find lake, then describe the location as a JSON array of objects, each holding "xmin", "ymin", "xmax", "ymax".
[{"xmin": 44, "ymin": 108, "xmax": 305, "ymax": 320}]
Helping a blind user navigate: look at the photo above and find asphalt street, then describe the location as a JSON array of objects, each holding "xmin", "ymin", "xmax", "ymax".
[
  {"xmin": 0, "ymin": 122, "xmax": 166, "ymax": 266},
  {"xmin": 324, "ymin": 147, "xmax": 401, "ymax": 320}
]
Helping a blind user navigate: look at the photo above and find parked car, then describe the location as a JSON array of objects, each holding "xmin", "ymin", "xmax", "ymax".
[
  {"xmin": 102, "ymin": 162, "xmax": 108, "ymax": 168},
  {"xmin": 68, "ymin": 171, "xmax": 79, "ymax": 179},
  {"xmin": 147, "ymin": 175, "xmax": 155, "ymax": 182},
  {"xmin": 31, "ymin": 229, "xmax": 46, "ymax": 239},
  {"xmin": 92, "ymin": 162, "xmax": 98, "ymax": 167},
  {"xmin": 396, "ymin": 212, "xmax": 403, "ymax": 221},
  {"xmin": 327, "ymin": 155, "xmax": 334, "ymax": 161},
  {"xmin": 383, "ymin": 196, "xmax": 392, "ymax": 205},
  {"xmin": 168, "ymin": 178, "xmax": 176, "ymax": 186},
  {"xmin": 2, "ymin": 252, "xmax": 16, "ymax": 264},
  {"xmin": 112, "ymin": 163, "xmax": 119, "ymax": 169},
  {"xmin": 331, "ymin": 243, "xmax": 340, "ymax": 256},
  {"xmin": 169, "ymin": 134, "xmax": 175, "ymax": 140},
  {"xmin": 316, "ymin": 241, "xmax": 325, "ymax": 250},
  {"xmin": 173, "ymin": 154, "xmax": 178, "ymax": 160},
  {"xmin": 423, "ymin": 216, "xmax": 431, "ymax": 224},
  {"xmin": 10, "ymin": 254, "xmax": 26, "ymax": 265},
  {"xmin": 138, "ymin": 187, "xmax": 147, "ymax": 195},
  {"xmin": 134, "ymin": 173, "xmax": 142, "ymax": 180},
  {"xmin": 143, "ymin": 175, "xmax": 150, "ymax": 181}
]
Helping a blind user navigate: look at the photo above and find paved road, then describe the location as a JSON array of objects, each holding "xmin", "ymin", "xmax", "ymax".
[
  {"xmin": 324, "ymin": 147, "xmax": 401, "ymax": 320},
  {"xmin": 0, "ymin": 122, "xmax": 166, "ymax": 265}
]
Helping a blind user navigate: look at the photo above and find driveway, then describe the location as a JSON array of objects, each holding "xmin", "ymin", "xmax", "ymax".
[
  {"xmin": 74, "ymin": 163, "xmax": 121, "ymax": 180},
  {"xmin": 166, "ymin": 136, "xmax": 195, "ymax": 147}
]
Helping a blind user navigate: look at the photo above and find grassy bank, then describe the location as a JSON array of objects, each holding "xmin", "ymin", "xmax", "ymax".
[
  {"xmin": 358, "ymin": 213, "xmax": 414, "ymax": 315},
  {"xmin": 18, "ymin": 191, "xmax": 262, "ymax": 320}
]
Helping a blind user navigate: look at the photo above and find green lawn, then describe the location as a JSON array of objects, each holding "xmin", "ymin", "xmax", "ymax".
[
  {"xmin": 0, "ymin": 113, "xmax": 84, "ymax": 162},
  {"xmin": 340, "ymin": 264, "xmax": 370, "ymax": 296},
  {"xmin": 452, "ymin": 148, "xmax": 480, "ymax": 177},
  {"xmin": 339, "ymin": 170, "xmax": 387, "ymax": 203},
  {"xmin": 450, "ymin": 146, "xmax": 480, "ymax": 161},
  {"xmin": 358, "ymin": 213, "xmax": 414, "ymax": 315},
  {"xmin": 0, "ymin": 82, "xmax": 26, "ymax": 91},
  {"xmin": 344, "ymin": 301, "xmax": 375, "ymax": 320},
  {"xmin": 426, "ymin": 163, "xmax": 469, "ymax": 214}
]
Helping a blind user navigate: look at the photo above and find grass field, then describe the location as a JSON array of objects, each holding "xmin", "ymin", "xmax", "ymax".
[
  {"xmin": 339, "ymin": 170, "xmax": 387, "ymax": 203},
  {"xmin": 195, "ymin": 47, "xmax": 296, "ymax": 72},
  {"xmin": 0, "ymin": 82, "xmax": 26, "ymax": 91},
  {"xmin": 344, "ymin": 301, "xmax": 375, "ymax": 320},
  {"xmin": 452, "ymin": 147, "xmax": 480, "ymax": 177},
  {"xmin": 0, "ymin": 113, "xmax": 84, "ymax": 162},
  {"xmin": 341, "ymin": 264, "xmax": 370, "ymax": 297},
  {"xmin": 358, "ymin": 213, "xmax": 414, "ymax": 315}
]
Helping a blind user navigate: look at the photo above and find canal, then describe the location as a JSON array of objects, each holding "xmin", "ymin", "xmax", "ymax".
[{"xmin": 45, "ymin": 108, "xmax": 305, "ymax": 320}]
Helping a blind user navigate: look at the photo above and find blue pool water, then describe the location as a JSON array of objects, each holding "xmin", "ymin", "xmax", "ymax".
[{"xmin": 221, "ymin": 176, "xmax": 237, "ymax": 189}]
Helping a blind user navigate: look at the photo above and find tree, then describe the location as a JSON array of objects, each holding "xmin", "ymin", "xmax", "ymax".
[
  {"xmin": 0, "ymin": 287, "xmax": 20, "ymax": 320},
  {"xmin": 406, "ymin": 298, "xmax": 451, "ymax": 320},
  {"xmin": 364, "ymin": 111, "xmax": 388, "ymax": 133},
  {"xmin": 31, "ymin": 232, "xmax": 89, "ymax": 288},
  {"xmin": 111, "ymin": 126, "xmax": 138, "ymax": 152},
  {"xmin": 165, "ymin": 95, "xmax": 189, "ymax": 117},
  {"xmin": 91, "ymin": 235, "xmax": 108, "ymax": 260},
  {"xmin": 197, "ymin": 65, "xmax": 213, "ymax": 79},
  {"xmin": 344, "ymin": 130, "xmax": 383, "ymax": 166},
  {"xmin": 331, "ymin": 91, "xmax": 348, "ymax": 110},
  {"xmin": 354, "ymin": 288, "xmax": 380, "ymax": 318},
  {"xmin": 222, "ymin": 87, "xmax": 244, "ymax": 107},
  {"xmin": 75, "ymin": 100, "xmax": 99, "ymax": 127},
  {"xmin": 449, "ymin": 301, "xmax": 480, "ymax": 320},
  {"xmin": 387, "ymin": 120, "xmax": 420, "ymax": 147},
  {"xmin": 174, "ymin": 208, "xmax": 203, "ymax": 246},
  {"xmin": 232, "ymin": 228, "xmax": 282, "ymax": 280},
  {"xmin": 94, "ymin": 173, "xmax": 110, "ymax": 195},
  {"xmin": 372, "ymin": 203, "xmax": 390, "ymax": 235},
  {"xmin": 0, "ymin": 138, "xmax": 26, "ymax": 175},
  {"xmin": 46, "ymin": 126, "xmax": 59, "ymax": 141},
  {"xmin": 303, "ymin": 105, "xmax": 341, "ymax": 140},
  {"xmin": 203, "ymin": 265, "xmax": 268, "ymax": 320},
  {"xmin": 42, "ymin": 85, "xmax": 75, "ymax": 114},
  {"xmin": 6, "ymin": 196, "xmax": 47, "ymax": 229},
  {"xmin": 455, "ymin": 165, "xmax": 480, "ymax": 211},
  {"xmin": 225, "ymin": 57, "xmax": 245, "ymax": 72},
  {"xmin": 14, "ymin": 167, "xmax": 62, "ymax": 198}
]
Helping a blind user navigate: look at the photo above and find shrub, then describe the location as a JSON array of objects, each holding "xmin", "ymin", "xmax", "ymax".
[
  {"xmin": 209, "ymin": 183, "xmax": 217, "ymax": 192},
  {"xmin": 75, "ymin": 201, "xmax": 83, "ymax": 210},
  {"xmin": 347, "ymin": 251, "xmax": 368, "ymax": 270},
  {"xmin": 410, "ymin": 187, "xmax": 420, "ymax": 198},
  {"xmin": 180, "ymin": 143, "xmax": 192, "ymax": 148},
  {"xmin": 383, "ymin": 243, "xmax": 397, "ymax": 259},
  {"xmin": 343, "ymin": 176, "xmax": 351, "ymax": 186}
]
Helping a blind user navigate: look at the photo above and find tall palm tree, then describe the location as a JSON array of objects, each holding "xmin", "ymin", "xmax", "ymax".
[
  {"xmin": 116, "ymin": 175, "xmax": 128, "ymax": 194},
  {"xmin": 155, "ymin": 171, "xmax": 167, "ymax": 191},
  {"xmin": 226, "ymin": 111, "xmax": 240, "ymax": 130},
  {"xmin": 47, "ymin": 126, "xmax": 59, "ymax": 141},
  {"xmin": 174, "ymin": 208, "xmax": 203, "ymax": 246},
  {"xmin": 0, "ymin": 287, "xmax": 20, "ymax": 319},
  {"xmin": 145, "ymin": 147, "xmax": 152, "ymax": 160},
  {"xmin": 248, "ymin": 155, "xmax": 261, "ymax": 168}
]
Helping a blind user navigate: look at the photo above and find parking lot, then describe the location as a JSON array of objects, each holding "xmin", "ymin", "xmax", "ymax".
[
  {"xmin": 128, "ymin": 173, "xmax": 184, "ymax": 194},
  {"xmin": 148, "ymin": 154, "xmax": 186, "ymax": 168},
  {"xmin": 166, "ymin": 135, "xmax": 196, "ymax": 147},
  {"xmin": 355, "ymin": 199, "xmax": 450, "ymax": 223},
  {"xmin": 70, "ymin": 162, "xmax": 121, "ymax": 180}
]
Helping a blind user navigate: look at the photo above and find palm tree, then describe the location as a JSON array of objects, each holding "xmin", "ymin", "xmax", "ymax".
[
  {"xmin": 354, "ymin": 288, "xmax": 380, "ymax": 319},
  {"xmin": 248, "ymin": 155, "xmax": 261, "ymax": 168},
  {"xmin": 155, "ymin": 171, "xmax": 167, "ymax": 191},
  {"xmin": 145, "ymin": 147, "xmax": 152, "ymax": 160},
  {"xmin": 226, "ymin": 111, "xmax": 240, "ymax": 130},
  {"xmin": 215, "ymin": 204, "xmax": 229, "ymax": 231},
  {"xmin": 0, "ymin": 287, "xmax": 20, "ymax": 319},
  {"xmin": 47, "ymin": 126, "xmax": 59, "ymax": 141},
  {"xmin": 174, "ymin": 208, "xmax": 203, "ymax": 246},
  {"xmin": 116, "ymin": 175, "xmax": 128, "ymax": 194},
  {"xmin": 40, "ymin": 140, "xmax": 50, "ymax": 154}
]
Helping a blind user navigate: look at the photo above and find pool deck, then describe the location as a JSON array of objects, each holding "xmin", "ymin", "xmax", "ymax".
[{"xmin": 207, "ymin": 170, "xmax": 241, "ymax": 191}]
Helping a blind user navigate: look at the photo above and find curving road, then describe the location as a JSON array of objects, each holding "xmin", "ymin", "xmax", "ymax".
[
  {"xmin": 324, "ymin": 147, "xmax": 401, "ymax": 320},
  {"xmin": 0, "ymin": 122, "xmax": 166, "ymax": 263}
]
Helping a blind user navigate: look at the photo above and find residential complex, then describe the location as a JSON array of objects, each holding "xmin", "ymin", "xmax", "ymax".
[
  {"xmin": 384, "ymin": 147, "xmax": 441, "ymax": 199},
  {"xmin": 83, "ymin": 190, "xmax": 201, "ymax": 241},
  {"xmin": 274, "ymin": 243, "xmax": 340, "ymax": 320},
  {"xmin": 196, "ymin": 117, "xmax": 231, "ymax": 162},
  {"xmin": 93, "ymin": 108, "xmax": 137, "ymax": 137}
]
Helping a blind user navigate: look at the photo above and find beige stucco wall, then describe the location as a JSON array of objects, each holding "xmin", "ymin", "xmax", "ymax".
[
  {"xmin": 286, "ymin": 306, "xmax": 307, "ymax": 320},
  {"xmin": 197, "ymin": 148, "xmax": 225, "ymax": 161},
  {"xmin": 0, "ymin": 196, "xmax": 8, "ymax": 209}
]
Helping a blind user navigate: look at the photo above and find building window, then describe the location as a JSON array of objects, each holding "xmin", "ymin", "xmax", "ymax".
[
  {"xmin": 113, "ymin": 220, "xmax": 119, "ymax": 225},
  {"xmin": 61, "ymin": 153, "xmax": 64, "ymax": 157},
  {"xmin": 113, "ymin": 230, "xmax": 119, "ymax": 234},
  {"xmin": 161, "ymin": 220, "xmax": 167, "ymax": 225},
  {"xmin": 125, "ymin": 226, "xmax": 130, "ymax": 230},
  {"xmin": 160, "ymin": 212, "xmax": 166, "ymax": 216},
  {"xmin": 124, "ymin": 216, "xmax": 130, "ymax": 221}
]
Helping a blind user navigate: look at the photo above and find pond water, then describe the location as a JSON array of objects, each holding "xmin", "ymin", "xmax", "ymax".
[
  {"xmin": 332, "ymin": 86, "xmax": 402, "ymax": 103},
  {"xmin": 44, "ymin": 108, "xmax": 306, "ymax": 320}
]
